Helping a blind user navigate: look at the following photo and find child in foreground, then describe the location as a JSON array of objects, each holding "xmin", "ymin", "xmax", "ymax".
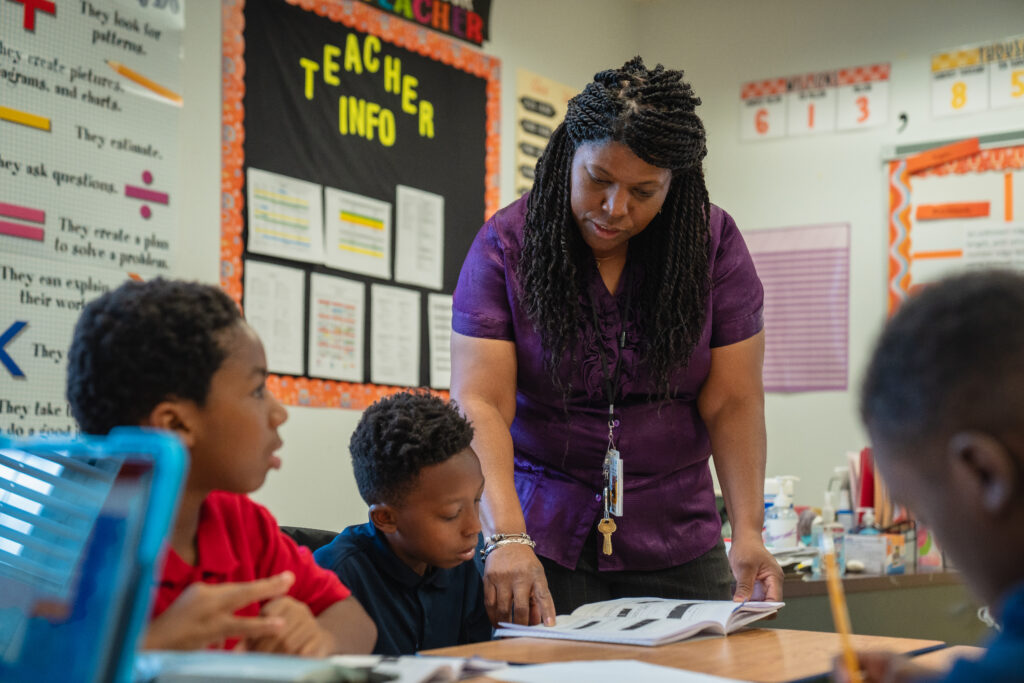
[
  {"xmin": 314, "ymin": 391, "xmax": 492, "ymax": 654},
  {"xmin": 845, "ymin": 270, "xmax": 1024, "ymax": 682},
  {"xmin": 66, "ymin": 278, "xmax": 376, "ymax": 655}
]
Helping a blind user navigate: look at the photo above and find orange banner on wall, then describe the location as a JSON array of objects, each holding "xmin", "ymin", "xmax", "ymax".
[
  {"xmin": 915, "ymin": 201, "xmax": 990, "ymax": 220},
  {"xmin": 911, "ymin": 249, "xmax": 963, "ymax": 260},
  {"xmin": 1007, "ymin": 173, "xmax": 1015, "ymax": 222},
  {"xmin": 906, "ymin": 138, "xmax": 980, "ymax": 174}
]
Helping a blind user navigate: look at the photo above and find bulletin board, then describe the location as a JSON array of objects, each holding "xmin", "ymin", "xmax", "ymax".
[
  {"xmin": 221, "ymin": 0, "xmax": 500, "ymax": 409},
  {"xmin": 886, "ymin": 136, "xmax": 1024, "ymax": 311}
]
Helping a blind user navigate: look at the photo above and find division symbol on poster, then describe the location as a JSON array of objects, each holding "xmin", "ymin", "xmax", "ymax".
[
  {"xmin": 0, "ymin": 105, "xmax": 51, "ymax": 132},
  {"xmin": 0, "ymin": 201, "xmax": 46, "ymax": 242},
  {"xmin": 124, "ymin": 170, "xmax": 170, "ymax": 219},
  {"xmin": 0, "ymin": 321, "xmax": 28, "ymax": 378}
]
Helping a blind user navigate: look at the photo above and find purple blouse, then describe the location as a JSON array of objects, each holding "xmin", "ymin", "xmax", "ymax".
[{"xmin": 453, "ymin": 195, "xmax": 764, "ymax": 571}]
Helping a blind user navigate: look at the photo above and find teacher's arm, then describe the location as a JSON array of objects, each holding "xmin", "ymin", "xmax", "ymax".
[
  {"xmin": 697, "ymin": 329, "xmax": 784, "ymax": 602},
  {"xmin": 450, "ymin": 331, "xmax": 556, "ymax": 627}
]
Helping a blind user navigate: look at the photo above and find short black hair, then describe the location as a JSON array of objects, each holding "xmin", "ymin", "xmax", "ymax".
[
  {"xmin": 67, "ymin": 278, "xmax": 242, "ymax": 434},
  {"xmin": 861, "ymin": 270, "xmax": 1024, "ymax": 454},
  {"xmin": 350, "ymin": 391, "xmax": 474, "ymax": 505}
]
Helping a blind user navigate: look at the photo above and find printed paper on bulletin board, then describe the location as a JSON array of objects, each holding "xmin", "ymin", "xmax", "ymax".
[
  {"xmin": 1, "ymin": 0, "xmax": 183, "ymax": 438},
  {"xmin": 887, "ymin": 140, "xmax": 1024, "ymax": 312},
  {"xmin": 221, "ymin": 0, "xmax": 500, "ymax": 409}
]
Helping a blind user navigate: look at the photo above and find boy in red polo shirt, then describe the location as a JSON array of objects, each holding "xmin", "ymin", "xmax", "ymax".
[{"xmin": 66, "ymin": 278, "xmax": 376, "ymax": 655}]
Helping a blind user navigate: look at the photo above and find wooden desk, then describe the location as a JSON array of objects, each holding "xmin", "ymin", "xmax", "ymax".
[{"xmin": 422, "ymin": 629, "xmax": 944, "ymax": 683}]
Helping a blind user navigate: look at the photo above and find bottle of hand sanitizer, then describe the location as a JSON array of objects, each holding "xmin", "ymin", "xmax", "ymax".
[
  {"xmin": 856, "ymin": 507, "xmax": 881, "ymax": 535},
  {"xmin": 764, "ymin": 476, "xmax": 799, "ymax": 549},
  {"xmin": 812, "ymin": 492, "xmax": 846, "ymax": 578}
]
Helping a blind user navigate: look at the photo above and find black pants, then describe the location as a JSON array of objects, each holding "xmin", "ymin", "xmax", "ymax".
[{"xmin": 538, "ymin": 529, "xmax": 733, "ymax": 615}]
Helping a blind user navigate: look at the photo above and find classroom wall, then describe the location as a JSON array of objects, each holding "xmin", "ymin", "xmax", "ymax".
[
  {"xmin": 178, "ymin": 0, "xmax": 1024, "ymax": 529},
  {"xmin": 179, "ymin": 0, "xmax": 642, "ymax": 530},
  {"xmin": 634, "ymin": 0, "xmax": 1024, "ymax": 505}
]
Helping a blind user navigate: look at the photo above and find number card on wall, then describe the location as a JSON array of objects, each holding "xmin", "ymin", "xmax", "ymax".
[
  {"xmin": 740, "ymin": 63, "xmax": 889, "ymax": 142},
  {"xmin": 931, "ymin": 34, "xmax": 1024, "ymax": 117},
  {"xmin": 785, "ymin": 73, "xmax": 837, "ymax": 136},
  {"xmin": 740, "ymin": 78, "xmax": 786, "ymax": 141},
  {"xmin": 836, "ymin": 64, "xmax": 889, "ymax": 130}
]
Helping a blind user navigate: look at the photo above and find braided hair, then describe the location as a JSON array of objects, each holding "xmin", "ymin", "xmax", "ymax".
[{"xmin": 517, "ymin": 56, "xmax": 711, "ymax": 396}]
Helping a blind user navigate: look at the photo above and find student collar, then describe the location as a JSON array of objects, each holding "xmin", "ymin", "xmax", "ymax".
[{"xmin": 366, "ymin": 522, "xmax": 452, "ymax": 589}]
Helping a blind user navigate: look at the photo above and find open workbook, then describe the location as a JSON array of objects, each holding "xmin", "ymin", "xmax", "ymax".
[{"xmin": 495, "ymin": 597, "xmax": 784, "ymax": 647}]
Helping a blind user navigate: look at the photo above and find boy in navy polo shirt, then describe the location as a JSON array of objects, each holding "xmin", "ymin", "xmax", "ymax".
[
  {"xmin": 66, "ymin": 278, "xmax": 376, "ymax": 655},
  {"xmin": 842, "ymin": 270, "xmax": 1024, "ymax": 682},
  {"xmin": 315, "ymin": 391, "xmax": 492, "ymax": 654}
]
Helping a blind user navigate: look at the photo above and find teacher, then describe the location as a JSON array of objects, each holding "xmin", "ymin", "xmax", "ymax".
[{"xmin": 450, "ymin": 57, "xmax": 782, "ymax": 626}]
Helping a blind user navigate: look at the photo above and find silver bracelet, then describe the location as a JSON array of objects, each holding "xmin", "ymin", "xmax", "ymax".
[
  {"xmin": 485, "ymin": 532, "xmax": 533, "ymax": 545},
  {"xmin": 480, "ymin": 533, "xmax": 535, "ymax": 560}
]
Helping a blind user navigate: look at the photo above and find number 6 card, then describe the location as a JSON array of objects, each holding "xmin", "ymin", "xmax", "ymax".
[{"xmin": 740, "ymin": 78, "xmax": 786, "ymax": 141}]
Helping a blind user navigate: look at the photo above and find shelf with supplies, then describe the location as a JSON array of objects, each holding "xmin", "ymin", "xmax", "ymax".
[
  {"xmin": 765, "ymin": 570, "xmax": 988, "ymax": 646},
  {"xmin": 784, "ymin": 569, "xmax": 964, "ymax": 597}
]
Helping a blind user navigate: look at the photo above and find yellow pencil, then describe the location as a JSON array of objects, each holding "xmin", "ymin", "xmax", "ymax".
[
  {"xmin": 824, "ymin": 535, "xmax": 864, "ymax": 683},
  {"xmin": 106, "ymin": 60, "xmax": 183, "ymax": 106},
  {"xmin": 0, "ymin": 105, "xmax": 50, "ymax": 131}
]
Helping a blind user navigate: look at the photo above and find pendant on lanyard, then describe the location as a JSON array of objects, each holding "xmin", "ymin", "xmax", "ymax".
[{"xmin": 590, "ymin": 280, "xmax": 630, "ymax": 555}]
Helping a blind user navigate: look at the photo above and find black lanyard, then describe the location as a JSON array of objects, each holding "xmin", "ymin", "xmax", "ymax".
[{"xmin": 587, "ymin": 275, "xmax": 632, "ymax": 423}]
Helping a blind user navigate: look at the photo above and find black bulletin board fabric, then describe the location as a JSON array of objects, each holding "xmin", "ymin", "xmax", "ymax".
[{"xmin": 240, "ymin": 0, "xmax": 488, "ymax": 388}]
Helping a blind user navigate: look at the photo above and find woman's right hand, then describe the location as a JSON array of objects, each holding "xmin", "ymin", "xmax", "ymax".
[
  {"xmin": 483, "ymin": 542, "xmax": 556, "ymax": 627},
  {"xmin": 450, "ymin": 333, "xmax": 554, "ymax": 626}
]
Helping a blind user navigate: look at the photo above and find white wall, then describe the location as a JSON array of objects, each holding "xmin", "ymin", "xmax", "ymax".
[
  {"xmin": 180, "ymin": 0, "xmax": 1024, "ymax": 527},
  {"xmin": 634, "ymin": 0, "xmax": 1024, "ymax": 505}
]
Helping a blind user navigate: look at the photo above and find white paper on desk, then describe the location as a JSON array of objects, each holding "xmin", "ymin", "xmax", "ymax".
[
  {"xmin": 395, "ymin": 185, "xmax": 444, "ymax": 290},
  {"xmin": 331, "ymin": 654, "xmax": 457, "ymax": 682},
  {"xmin": 491, "ymin": 660, "xmax": 748, "ymax": 683},
  {"xmin": 243, "ymin": 260, "xmax": 306, "ymax": 376},
  {"xmin": 135, "ymin": 650, "xmax": 355, "ymax": 681},
  {"xmin": 370, "ymin": 284, "xmax": 421, "ymax": 387},
  {"xmin": 418, "ymin": 654, "xmax": 509, "ymax": 679}
]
